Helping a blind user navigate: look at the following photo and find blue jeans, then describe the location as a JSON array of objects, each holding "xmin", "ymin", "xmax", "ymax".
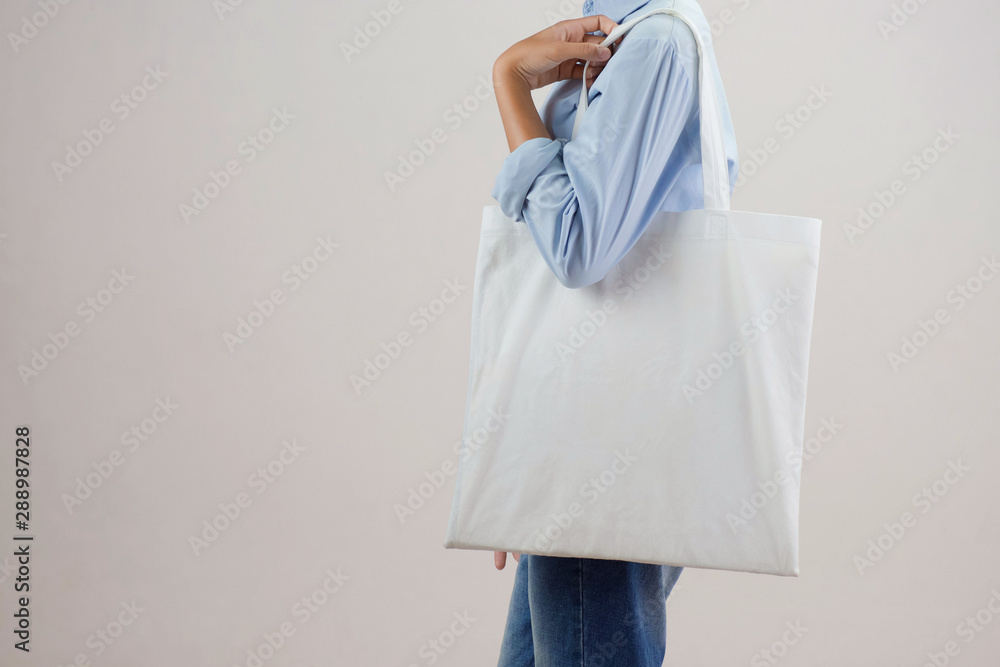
[{"xmin": 497, "ymin": 554, "xmax": 683, "ymax": 666}]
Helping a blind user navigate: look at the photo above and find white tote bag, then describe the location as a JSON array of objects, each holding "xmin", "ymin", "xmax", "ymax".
[{"xmin": 444, "ymin": 7, "xmax": 821, "ymax": 576}]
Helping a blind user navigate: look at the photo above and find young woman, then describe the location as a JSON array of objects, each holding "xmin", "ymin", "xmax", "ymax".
[{"xmin": 488, "ymin": 0, "xmax": 739, "ymax": 665}]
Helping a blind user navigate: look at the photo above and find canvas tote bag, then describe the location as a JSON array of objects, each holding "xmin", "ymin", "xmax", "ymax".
[{"xmin": 443, "ymin": 6, "xmax": 821, "ymax": 576}]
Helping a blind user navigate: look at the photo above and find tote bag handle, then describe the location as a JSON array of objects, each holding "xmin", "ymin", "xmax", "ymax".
[{"xmin": 571, "ymin": 8, "xmax": 731, "ymax": 211}]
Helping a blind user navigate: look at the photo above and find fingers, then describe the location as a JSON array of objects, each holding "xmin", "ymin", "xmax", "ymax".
[
  {"xmin": 567, "ymin": 60, "xmax": 607, "ymax": 91},
  {"xmin": 576, "ymin": 18, "xmax": 623, "ymax": 59},
  {"xmin": 570, "ymin": 61, "xmax": 606, "ymax": 80},
  {"xmin": 494, "ymin": 552, "xmax": 522, "ymax": 569},
  {"xmin": 571, "ymin": 14, "xmax": 619, "ymax": 39}
]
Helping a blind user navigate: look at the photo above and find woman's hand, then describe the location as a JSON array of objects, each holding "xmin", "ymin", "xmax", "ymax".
[
  {"xmin": 493, "ymin": 15, "xmax": 621, "ymax": 92},
  {"xmin": 494, "ymin": 551, "xmax": 521, "ymax": 570}
]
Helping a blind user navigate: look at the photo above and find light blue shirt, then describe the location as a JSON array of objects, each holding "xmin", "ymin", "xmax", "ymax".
[{"xmin": 491, "ymin": 0, "xmax": 740, "ymax": 288}]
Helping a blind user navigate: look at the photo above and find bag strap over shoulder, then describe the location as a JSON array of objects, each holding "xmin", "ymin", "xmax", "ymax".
[{"xmin": 571, "ymin": 8, "xmax": 731, "ymax": 211}]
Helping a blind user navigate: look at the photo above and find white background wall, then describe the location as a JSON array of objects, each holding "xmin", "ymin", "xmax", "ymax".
[{"xmin": 1, "ymin": 0, "xmax": 998, "ymax": 665}]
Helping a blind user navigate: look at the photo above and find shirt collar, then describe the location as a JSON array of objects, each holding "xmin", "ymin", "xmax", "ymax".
[{"xmin": 582, "ymin": 0, "xmax": 652, "ymax": 23}]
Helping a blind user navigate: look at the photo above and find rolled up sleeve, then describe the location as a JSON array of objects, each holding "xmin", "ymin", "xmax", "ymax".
[{"xmin": 491, "ymin": 137, "xmax": 565, "ymax": 223}]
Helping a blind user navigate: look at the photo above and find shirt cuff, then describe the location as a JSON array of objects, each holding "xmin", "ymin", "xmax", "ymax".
[{"xmin": 491, "ymin": 137, "xmax": 565, "ymax": 223}]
